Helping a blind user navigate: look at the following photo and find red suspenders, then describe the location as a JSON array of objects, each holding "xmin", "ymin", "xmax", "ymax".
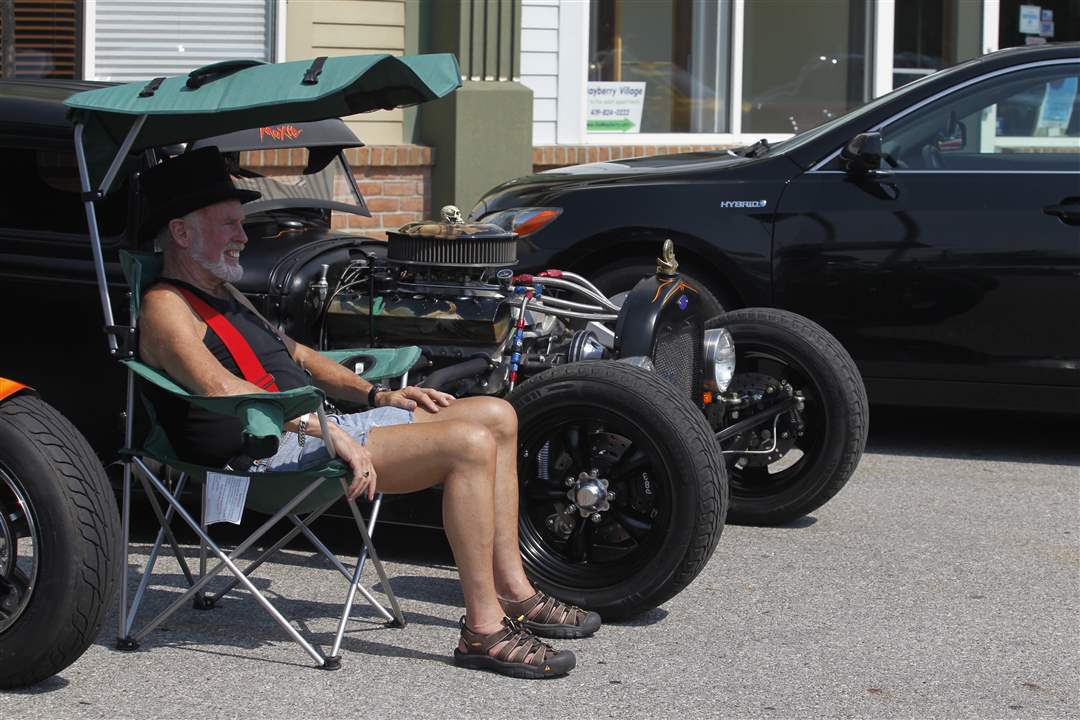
[{"xmin": 172, "ymin": 286, "xmax": 280, "ymax": 392}]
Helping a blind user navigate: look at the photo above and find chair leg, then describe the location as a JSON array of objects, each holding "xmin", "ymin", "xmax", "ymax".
[
  {"xmin": 126, "ymin": 458, "xmax": 332, "ymax": 667},
  {"xmin": 123, "ymin": 473, "xmax": 189, "ymax": 639},
  {"xmin": 194, "ymin": 481, "xmax": 212, "ymax": 610},
  {"xmin": 205, "ymin": 496, "xmax": 339, "ymax": 604},
  {"xmin": 135, "ymin": 466, "xmax": 197, "ymax": 587},
  {"xmin": 328, "ymin": 483, "xmax": 406, "ymax": 661},
  {"xmin": 294, "ymin": 512, "xmax": 395, "ymax": 624},
  {"xmin": 116, "ymin": 461, "xmax": 134, "ymax": 649}
]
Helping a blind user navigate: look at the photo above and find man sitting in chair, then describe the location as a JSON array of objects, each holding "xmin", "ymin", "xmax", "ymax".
[{"xmin": 136, "ymin": 147, "xmax": 599, "ymax": 679}]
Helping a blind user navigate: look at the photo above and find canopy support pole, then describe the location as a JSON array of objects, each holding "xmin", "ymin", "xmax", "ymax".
[
  {"xmin": 101, "ymin": 114, "xmax": 147, "ymax": 196},
  {"xmin": 73, "ymin": 116, "xmax": 146, "ymax": 356}
]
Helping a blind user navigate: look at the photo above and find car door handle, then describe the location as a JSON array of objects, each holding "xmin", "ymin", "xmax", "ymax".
[{"xmin": 1043, "ymin": 197, "xmax": 1080, "ymax": 226}]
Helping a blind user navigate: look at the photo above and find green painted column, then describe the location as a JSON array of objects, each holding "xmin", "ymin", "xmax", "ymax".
[{"xmin": 410, "ymin": 0, "xmax": 533, "ymax": 214}]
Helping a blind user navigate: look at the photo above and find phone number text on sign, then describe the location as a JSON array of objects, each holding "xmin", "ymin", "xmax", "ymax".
[{"xmin": 587, "ymin": 82, "xmax": 646, "ymax": 133}]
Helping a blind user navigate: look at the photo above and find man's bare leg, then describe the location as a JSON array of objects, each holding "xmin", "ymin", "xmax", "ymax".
[
  {"xmin": 413, "ymin": 397, "xmax": 536, "ymax": 600},
  {"xmin": 364, "ymin": 419, "xmax": 506, "ymax": 633}
]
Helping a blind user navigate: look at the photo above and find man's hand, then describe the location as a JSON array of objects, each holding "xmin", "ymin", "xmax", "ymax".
[
  {"xmin": 376, "ymin": 386, "xmax": 454, "ymax": 413},
  {"xmin": 332, "ymin": 426, "xmax": 378, "ymax": 502}
]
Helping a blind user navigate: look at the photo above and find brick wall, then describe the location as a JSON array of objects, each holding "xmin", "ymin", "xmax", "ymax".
[
  {"xmin": 247, "ymin": 145, "xmax": 433, "ymax": 239},
  {"xmin": 533, "ymin": 144, "xmax": 739, "ymax": 172}
]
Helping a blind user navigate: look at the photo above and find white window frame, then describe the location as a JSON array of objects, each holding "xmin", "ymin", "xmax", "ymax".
[
  {"xmin": 552, "ymin": 0, "xmax": 998, "ymax": 147},
  {"xmin": 82, "ymin": 0, "xmax": 284, "ymax": 81}
]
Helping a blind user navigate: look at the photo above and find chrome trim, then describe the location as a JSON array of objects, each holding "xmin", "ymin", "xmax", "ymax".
[
  {"xmin": 810, "ymin": 58, "xmax": 1080, "ymax": 172},
  {"xmin": 810, "ymin": 169, "xmax": 1080, "ymax": 175}
]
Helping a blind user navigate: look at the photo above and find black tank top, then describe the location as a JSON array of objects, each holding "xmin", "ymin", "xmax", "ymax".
[{"xmin": 144, "ymin": 279, "xmax": 309, "ymax": 467}]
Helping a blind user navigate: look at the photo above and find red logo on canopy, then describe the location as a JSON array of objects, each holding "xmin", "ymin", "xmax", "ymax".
[{"xmin": 259, "ymin": 125, "xmax": 304, "ymax": 143}]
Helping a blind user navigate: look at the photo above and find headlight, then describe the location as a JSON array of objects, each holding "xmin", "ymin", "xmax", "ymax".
[
  {"xmin": 703, "ymin": 328, "xmax": 736, "ymax": 392},
  {"xmin": 481, "ymin": 207, "xmax": 563, "ymax": 238}
]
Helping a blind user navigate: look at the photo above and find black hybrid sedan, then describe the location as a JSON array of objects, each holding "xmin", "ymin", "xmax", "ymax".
[{"xmin": 473, "ymin": 43, "xmax": 1080, "ymax": 414}]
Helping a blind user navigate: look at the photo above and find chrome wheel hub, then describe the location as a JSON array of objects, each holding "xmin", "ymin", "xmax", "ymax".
[
  {"xmin": 0, "ymin": 465, "xmax": 38, "ymax": 635},
  {"xmin": 567, "ymin": 469, "xmax": 611, "ymax": 518}
]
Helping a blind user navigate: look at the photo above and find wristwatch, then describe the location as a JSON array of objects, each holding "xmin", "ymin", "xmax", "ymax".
[{"xmin": 367, "ymin": 383, "xmax": 390, "ymax": 408}]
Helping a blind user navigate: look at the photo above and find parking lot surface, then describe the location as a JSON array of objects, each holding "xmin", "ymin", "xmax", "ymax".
[{"xmin": 2, "ymin": 408, "xmax": 1078, "ymax": 719}]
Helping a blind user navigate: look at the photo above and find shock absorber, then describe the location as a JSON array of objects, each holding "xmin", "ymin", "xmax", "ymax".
[{"xmin": 508, "ymin": 282, "xmax": 542, "ymax": 392}]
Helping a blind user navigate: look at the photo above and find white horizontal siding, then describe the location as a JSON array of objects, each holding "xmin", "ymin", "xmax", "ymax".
[
  {"xmin": 533, "ymin": 121, "xmax": 557, "ymax": 145},
  {"xmin": 534, "ymin": 98, "xmax": 557, "ymax": 122},
  {"xmin": 521, "ymin": 4, "xmax": 558, "ymax": 28},
  {"xmin": 91, "ymin": 0, "xmax": 271, "ymax": 82},
  {"xmin": 522, "ymin": 27, "xmax": 558, "ymax": 48},
  {"xmin": 521, "ymin": 0, "xmax": 559, "ymax": 145},
  {"xmin": 521, "ymin": 74, "xmax": 557, "ymax": 99},
  {"xmin": 521, "ymin": 51, "xmax": 557, "ymax": 75}
]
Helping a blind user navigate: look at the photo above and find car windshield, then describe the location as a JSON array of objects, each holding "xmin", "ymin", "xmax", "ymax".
[
  {"xmin": 230, "ymin": 149, "xmax": 368, "ymax": 218},
  {"xmin": 760, "ymin": 58, "xmax": 970, "ymax": 157}
]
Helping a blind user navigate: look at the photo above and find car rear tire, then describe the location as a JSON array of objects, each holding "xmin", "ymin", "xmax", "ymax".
[
  {"xmin": 0, "ymin": 394, "xmax": 120, "ymax": 688},
  {"xmin": 706, "ymin": 308, "xmax": 868, "ymax": 525},
  {"xmin": 509, "ymin": 361, "xmax": 727, "ymax": 619}
]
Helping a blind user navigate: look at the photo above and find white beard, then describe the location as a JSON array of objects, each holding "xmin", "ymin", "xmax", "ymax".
[
  {"xmin": 192, "ymin": 234, "xmax": 243, "ymax": 283},
  {"xmin": 197, "ymin": 255, "xmax": 243, "ymax": 284}
]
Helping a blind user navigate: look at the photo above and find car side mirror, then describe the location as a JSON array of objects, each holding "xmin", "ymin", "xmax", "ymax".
[{"xmin": 841, "ymin": 132, "xmax": 891, "ymax": 178}]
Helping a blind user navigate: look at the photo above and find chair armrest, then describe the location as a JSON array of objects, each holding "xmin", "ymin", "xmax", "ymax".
[
  {"xmin": 122, "ymin": 359, "xmax": 326, "ymax": 459},
  {"xmin": 321, "ymin": 346, "xmax": 421, "ymax": 381}
]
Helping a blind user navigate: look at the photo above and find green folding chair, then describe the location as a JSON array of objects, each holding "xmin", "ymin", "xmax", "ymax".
[{"xmin": 115, "ymin": 250, "xmax": 418, "ymax": 670}]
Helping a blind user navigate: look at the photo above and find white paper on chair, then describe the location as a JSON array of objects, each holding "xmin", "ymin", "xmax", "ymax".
[{"xmin": 205, "ymin": 472, "xmax": 251, "ymax": 525}]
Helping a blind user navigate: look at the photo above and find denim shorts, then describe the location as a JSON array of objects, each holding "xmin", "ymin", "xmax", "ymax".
[{"xmin": 250, "ymin": 406, "xmax": 414, "ymax": 473}]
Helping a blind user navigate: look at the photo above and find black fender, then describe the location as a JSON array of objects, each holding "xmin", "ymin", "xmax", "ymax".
[{"xmin": 614, "ymin": 271, "xmax": 705, "ymax": 405}]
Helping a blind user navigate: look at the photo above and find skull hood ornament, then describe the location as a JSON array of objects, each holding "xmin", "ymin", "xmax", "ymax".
[
  {"xmin": 656, "ymin": 239, "xmax": 679, "ymax": 276},
  {"xmin": 440, "ymin": 205, "xmax": 464, "ymax": 225}
]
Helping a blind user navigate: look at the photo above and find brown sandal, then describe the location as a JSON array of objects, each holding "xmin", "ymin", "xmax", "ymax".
[
  {"xmin": 453, "ymin": 617, "xmax": 576, "ymax": 679},
  {"xmin": 499, "ymin": 591, "xmax": 602, "ymax": 639}
]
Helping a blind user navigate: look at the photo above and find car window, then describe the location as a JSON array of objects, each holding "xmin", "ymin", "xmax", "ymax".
[
  {"xmin": 0, "ymin": 146, "xmax": 127, "ymax": 237},
  {"xmin": 880, "ymin": 63, "xmax": 1080, "ymax": 171}
]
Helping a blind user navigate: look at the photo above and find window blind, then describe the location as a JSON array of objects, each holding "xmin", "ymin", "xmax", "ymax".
[
  {"xmin": 0, "ymin": 0, "xmax": 80, "ymax": 79},
  {"xmin": 90, "ymin": 0, "xmax": 272, "ymax": 82}
]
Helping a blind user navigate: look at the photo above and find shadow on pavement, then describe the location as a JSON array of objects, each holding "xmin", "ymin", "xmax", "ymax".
[
  {"xmin": 866, "ymin": 405, "xmax": 1080, "ymax": 467},
  {"xmin": 3, "ymin": 676, "xmax": 70, "ymax": 695}
]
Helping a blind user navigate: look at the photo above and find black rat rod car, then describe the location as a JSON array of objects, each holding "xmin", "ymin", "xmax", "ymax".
[{"xmin": 0, "ymin": 58, "xmax": 862, "ymax": 627}]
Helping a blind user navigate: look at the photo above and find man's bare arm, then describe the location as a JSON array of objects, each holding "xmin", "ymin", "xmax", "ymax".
[
  {"xmin": 287, "ymin": 339, "xmax": 451, "ymax": 413},
  {"xmin": 140, "ymin": 287, "xmax": 316, "ymax": 434},
  {"xmin": 140, "ymin": 286, "xmax": 264, "ymax": 398}
]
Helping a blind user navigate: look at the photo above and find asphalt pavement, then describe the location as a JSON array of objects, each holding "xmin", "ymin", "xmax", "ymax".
[{"xmin": 2, "ymin": 407, "xmax": 1078, "ymax": 719}]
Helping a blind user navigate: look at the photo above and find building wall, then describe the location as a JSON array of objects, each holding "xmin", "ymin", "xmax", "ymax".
[
  {"xmin": 520, "ymin": 0, "xmax": 560, "ymax": 145},
  {"xmin": 286, "ymin": 0, "xmax": 406, "ymax": 145},
  {"xmin": 276, "ymin": 0, "xmax": 433, "ymax": 237}
]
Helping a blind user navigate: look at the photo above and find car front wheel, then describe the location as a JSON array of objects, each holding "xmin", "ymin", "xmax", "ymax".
[
  {"xmin": 509, "ymin": 361, "xmax": 727, "ymax": 619},
  {"xmin": 706, "ymin": 308, "xmax": 868, "ymax": 525}
]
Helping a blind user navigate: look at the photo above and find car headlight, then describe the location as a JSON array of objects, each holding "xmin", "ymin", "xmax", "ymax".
[
  {"xmin": 703, "ymin": 328, "xmax": 736, "ymax": 392},
  {"xmin": 481, "ymin": 207, "xmax": 563, "ymax": 238}
]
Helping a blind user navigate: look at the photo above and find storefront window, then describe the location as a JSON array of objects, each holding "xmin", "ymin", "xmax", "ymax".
[
  {"xmin": 742, "ymin": 0, "xmax": 871, "ymax": 134},
  {"xmin": 999, "ymin": 0, "xmax": 1079, "ymax": 49},
  {"xmin": 587, "ymin": 0, "xmax": 730, "ymax": 134},
  {"xmin": 893, "ymin": 0, "xmax": 983, "ymax": 89}
]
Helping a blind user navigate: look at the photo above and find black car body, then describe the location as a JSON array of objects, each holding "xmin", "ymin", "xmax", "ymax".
[
  {"xmin": 474, "ymin": 44, "xmax": 1080, "ymax": 414},
  {"xmin": 0, "ymin": 80, "xmax": 389, "ymax": 455}
]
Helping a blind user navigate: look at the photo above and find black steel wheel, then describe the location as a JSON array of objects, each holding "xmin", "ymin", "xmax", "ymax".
[
  {"xmin": 705, "ymin": 309, "xmax": 868, "ymax": 525},
  {"xmin": 0, "ymin": 393, "xmax": 120, "ymax": 688},
  {"xmin": 509, "ymin": 361, "xmax": 726, "ymax": 619}
]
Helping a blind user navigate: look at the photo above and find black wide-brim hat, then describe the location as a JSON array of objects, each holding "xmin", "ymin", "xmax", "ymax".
[{"xmin": 139, "ymin": 146, "xmax": 260, "ymax": 240}]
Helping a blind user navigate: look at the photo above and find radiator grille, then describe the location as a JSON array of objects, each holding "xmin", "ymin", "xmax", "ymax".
[{"xmin": 652, "ymin": 321, "xmax": 701, "ymax": 400}]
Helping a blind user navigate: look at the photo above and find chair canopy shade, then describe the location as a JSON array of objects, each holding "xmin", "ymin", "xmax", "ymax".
[{"xmin": 65, "ymin": 53, "xmax": 460, "ymax": 184}]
